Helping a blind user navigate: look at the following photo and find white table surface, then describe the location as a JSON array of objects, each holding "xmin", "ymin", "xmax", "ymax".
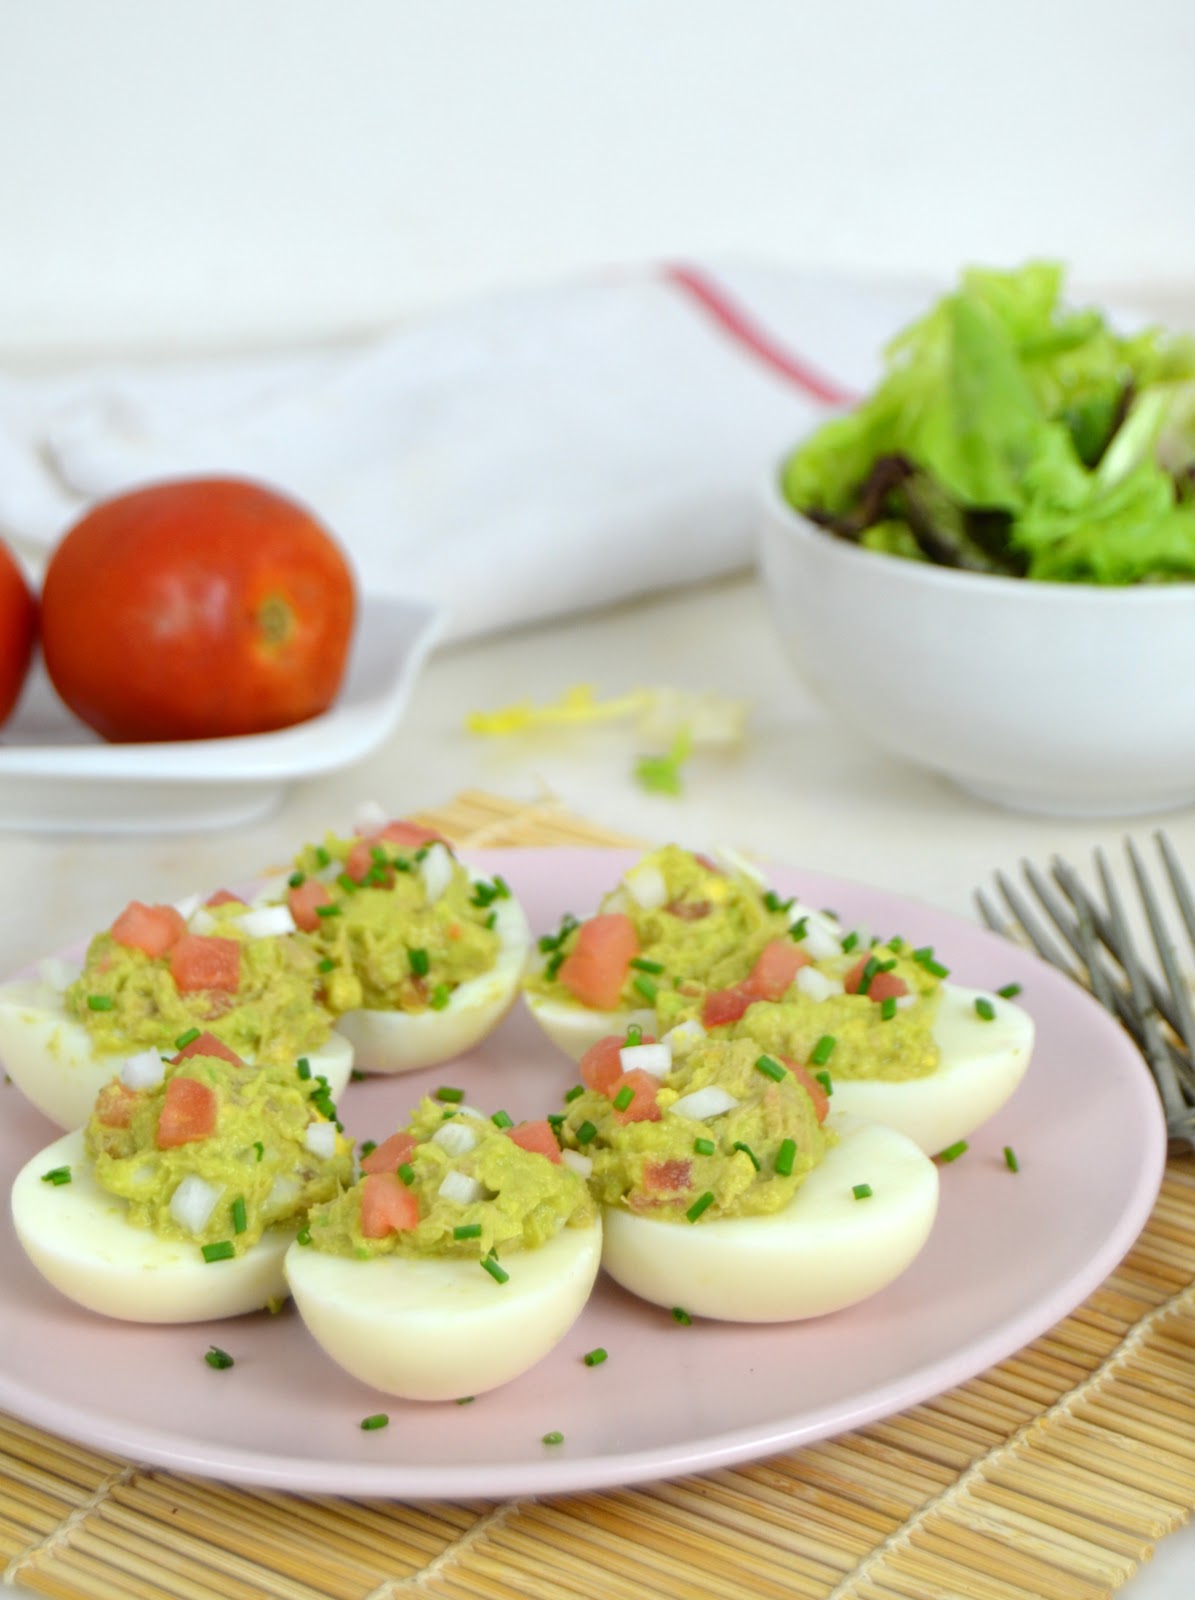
[{"xmin": 1, "ymin": 569, "xmax": 1192, "ymax": 1594}]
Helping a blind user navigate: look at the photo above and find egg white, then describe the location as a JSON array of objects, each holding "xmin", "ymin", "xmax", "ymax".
[
  {"xmin": 600, "ymin": 1116, "xmax": 938, "ymax": 1323},
  {"xmin": 523, "ymin": 989, "xmax": 655, "ymax": 1063},
  {"xmin": 333, "ymin": 891, "xmax": 531, "ymax": 1074},
  {"xmin": 828, "ymin": 985, "xmax": 1034, "ymax": 1155},
  {"xmin": 284, "ymin": 1217, "xmax": 602, "ymax": 1400},
  {"xmin": 11, "ymin": 1130, "xmax": 294, "ymax": 1322},
  {"xmin": 0, "ymin": 980, "xmax": 355, "ymax": 1132}
]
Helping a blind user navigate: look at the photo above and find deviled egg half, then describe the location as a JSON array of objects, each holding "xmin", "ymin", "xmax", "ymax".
[
  {"xmin": 264, "ymin": 816, "xmax": 530, "ymax": 1074},
  {"xmin": 12, "ymin": 1044, "xmax": 353, "ymax": 1322},
  {"xmin": 0, "ymin": 893, "xmax": 354, "ymax": 1131},
  {"xmin": 558, "ymin": 1028, "xmax": 939, "ymax": 1322},
  {"xmin": 285, "ymin": 1097, "xmax": 601, "ymax": 1400}
]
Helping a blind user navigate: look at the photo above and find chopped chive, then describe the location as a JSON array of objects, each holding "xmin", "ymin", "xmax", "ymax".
[
  {"xmin": 314, "ymin": 903, "xmax": 342, "ymax": 918},
  {"xmin": 317, "ymin": 957, "xmax": 335, "ymax": 973},
  {"xmin": 624, "ymin": 1023, "xmax": 643, "ymax": 1045},
  {"xmin": 453, "ymin": 1223, "xmax": 483, "ymax": 1240},
  {"xmin": 174, "ymin": 1027, "xmax": 201, "ymax": 1049},
  {"xmin": 630, "ymin": 957, "xmax": 665, "ymax": 973},
  {"xmin": 414, "ymin": 845, "xmax": 430, "ymax": 862},
  {"xmin": 880, "ymin": 995, "xmax": 898, "ymax": 1021},
  {"xmin": 857, "ymin": 955, "xmax": 879, "ymax": 994},
  {"xmin": 754, "ymin": 1054, "xmax": 786, "ymax": 1082},
  {"xmin": 612, "ymin": 1085, "xmax": 634, "ymax": 1111},
  {"xmin": 436, "ymin": 1086, "xmax": 464, "ymax": 1103},
  {"xmin": 336, "ymin": 872, "xmax": 357, "ymax": 895},
  {"xmin": 481, "ymin": 1256, "xmax": 510, "ymax": 1284},
  {"xmin": 296, "ymin": 1225, "xmax": 312, "ymax": 1246},
  {"xmin": 923, "ymin": 957, "xmax": 949, "ymax": 978},
  {"xmin": 253, "ymin": 1140, "xmax": 265, "ymax": 1161},
  {"xmin": 492, "ymin": 875, "xmax": 511, "ymax": 899},
  {"xmin": 1004, "ymin": 1145, "xmax": 1020, "ymax": 1172},
  {"xmin": 231, "ymin": 1196, "xmax": 247, "ymax": 1235},
  {"xmin": 546, "ymin": 1113, "xmax": 566, "ymax": 1133},
  {"xmin": 491, "ymin": 1109, "xmax": 514, "ymax": 1129},
  {"xmin": 40, "ymin": 1165, "xmax": 72, "ymax": 1185},
  {"xmin": 359, "ymin": 1139, "xmax": 378, "ymax": 1158},
  {"xmin": 564, "ymin": 1084, "xmax": 585, "ymax": 1103},
  {"xmin": 938, "ymin": 1140, "xmax": 969, "ymax": 1163},
  {"xmin": 408, "ymin": 947, "xmax": 430, "ymax": 977},
  {"xmin": 541, "ymin": 1430, "xmax": 564, "ymax": 1445},
  {"xmin": 545, "ymin": 948, "xmax": 566, "ymax": 978},
  {"xmin": 314, "ymin": 845, "xmax": 331, "ymax": 868},
  {"xmin": 288, "ymin": 870, "xmax": 306, "ymax": 888},
  {"xmin": 204, "ymin": 1345, "xmax": 234, "ymax": 1369},
  {"xmin": 974, "ymin": 996, "xmax": 997, "ymax": 1021},
  {"xmin": 397, "ymin": 1162, "xmax": 416, "ymax": 1185},
  {"xmin": 814, "ymin": 1069, "xmax": 833, "ymax": 1095},
  {"xmin": 789, "ymin": 916, "xmax": 809, "ymax": 941},
  {"xmin": 455, "ymin": 1395, "xmax": 475, "ymax": 1405},
  {"xmin": 764, "ymin": 890, "xmax": 794, "ymax": 914},
  {"xmin": 392, "ymin": 854, "xmax": 412, "ymax": 873},
  {"xmin": 686, "ymin": 1191, "xmax": 715, "ymax": 1222},
  {"xmin": 484, "ymin": 910, "xmax": 498, "ymax": 930},
  {"xmin": 911, "ymin": 945, "xmax": 933, "ymax": 962},
  {"xmin": 732, "ymin": 1141, "xmax": 760, "ymax": 1171},
  {"xmin": 583, "ymin": 1347, "xmax": 608, "ymax": 1367},
  {"xmin": 997, "ymin": 981, "xmax": 1023, "ymax": 999},
  {"xmin": 810, "ymin": 1034, "xmax": 837, "ymax": 1066},
  {"xmin": 86, "ymin": 994, "xmax": 115, "ymax": 1011},
  {"xmin": 671, "ymin": 1306, "xmax": 692, "ymax": 1325},
  {"xmin": 852, "ymin": 1182, "xmax": 873, "ymax": 1200},
  {"xmin": 887, "ymin": 935, "xmax": 905, "ymax": 952},
  {"xmin": 694, "ymin": 1137, "xmax": 716, "ymax": 1156},
  {"xmin": 360, "ymin": 1413, "xmax": 389, "ymax": 1431},
  {"xmin": 775, "ymin": 1139, "xmax": 796, "ymax": 1177},
  {"xmin": 350, "ymin": 1069, "xmax": 365, "ymax": 1082},
  {"xmin": 576, "ymin": 1120, "xmax": 598, "ymax": 1145},
  {"xmin": 296, "ymin": 1057, "xmax": 312, "ymax": 1080},
  {"xmin": 202, "ymin": 1240, "xmax": 235, "ymax": 1263},
  {"xmin": 840, "ymin": 931, "xmax": 859, "ymax": 953},
  {"xmin": 632, "ymin": 974, "xmax": 658, "ymax": 1002},
  {"xmin": 430, "ymin": 984, "xmax": 451, "ymax": 1010}
]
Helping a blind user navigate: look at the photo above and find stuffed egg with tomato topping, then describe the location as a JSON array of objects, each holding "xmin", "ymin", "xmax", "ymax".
[
  {"xmin": 11, "ymin": 1046, "xmax": 354, "ymax": 1323},
  {"xmin": 524, "ymin": 844, "xmax": 797, "ymax": 1061},
  {"xmin": 268, "ymin": 817, "xmax": 530, "ymax": 1074},
  {"xmin": 285, "ymin": 1098, "xmax": 601, "ymax": 1400},
  {"xmin": 559, "ymin": 1028, "xmax": 938, "ymax": 1322},
  {"xmin": 0, "ymin": 893, "xmax": 354, "ymax": 1131}
]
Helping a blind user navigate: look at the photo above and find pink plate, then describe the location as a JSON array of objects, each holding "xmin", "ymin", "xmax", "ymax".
[{"xmin": 0, "ymin": 847, "xmax": 1167, "ymax": 1499}]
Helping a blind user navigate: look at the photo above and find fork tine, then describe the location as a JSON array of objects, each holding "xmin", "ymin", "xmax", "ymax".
[
  {"xmin": 1156, "ymin": 829, "xmax": 1195, "ymax": 956},
  {"xmin": 991, "ymin": 870, "xmax": 1079, "ymax": 975},
  {"xmin": 1047, "ymin": 857, "xmax": 1142, "ymax": 1030},
  {"xmin": 975, "ymin": 887, "xmax": 1014, "ymax": 940},
  {"xmin": 1127, "ymin": 837, "xmax": 1195, "ymax": 1061}
]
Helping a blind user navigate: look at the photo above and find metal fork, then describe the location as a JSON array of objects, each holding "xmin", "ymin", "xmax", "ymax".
[{"xmin": 977, "ymin": 831, "xmax": 1195, "ymax": 1152}]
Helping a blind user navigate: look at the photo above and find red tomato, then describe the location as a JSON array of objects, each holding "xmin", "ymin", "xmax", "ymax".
[
  {"xmin": 747, "ymin": 939, "xmax": 811, "ymax": 1000},
  {"xmin": 844, "ymin": 956, "xmax": 909, "ymax": 1002},
  {"xmin": 288, "ymin": 878, "xmax": 333, "ymax": 931},
  {"xmin": 109, "ymin": 901, "xmax": 187, "ymax": 958},
  {"xmin": 0, "ymin": 539, "xmax": 36, "ymax": 728},
  {"xmin": 360, "ymin": 1131, "xmax": 419, "ymax": 1175},
  {"xmin": 204, "ymin": 889, "xmax": 245, "ymax": 908},
  {"xmin": 701, "ymin": 983, "xmax": 755, "ymax": 1029},
  {"xmin": 39, "ymin": 477, "xmax": 356, "ymax": 742},
  {"xmin": 643, "ymin": 1157, "xmax": 692, "ymax": 1193},
  {"xmin": 784, "ymin": 1056, "xmax": 831, "ymax": 1124},
  {"xmin": 171, "ymin": 1031, "xmax": 244, "ymax": 1067},
  {"xmin": 578, "ymin": 1035, "xmax": 629, "ymax": 1096},
  {"xmin": 156, "ymin": 1077, "xmax": 218, "ymax": 1148},
  {"xmin": 611, "ymin": 1068, "xmax": 661, "ymax": 1123},
  {"xmin": 505, "ymin": 1120, "xmax": 563, "ymax": 1164},
  {"xmin": 557, "ymin": 913, "xmax": 639, "ymax": 1011},
  {"xmin": 170, "ymin": 934, "xmax": 240, "ymax": 993},
  {"xmin": 359, "ymin": 1172, "xmax": 420, "ymax": 1238}
]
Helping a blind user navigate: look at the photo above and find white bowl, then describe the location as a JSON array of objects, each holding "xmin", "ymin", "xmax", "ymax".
[{"xmin": 758, "ymin": 474, "xmax": 1195, "ymax": 817}]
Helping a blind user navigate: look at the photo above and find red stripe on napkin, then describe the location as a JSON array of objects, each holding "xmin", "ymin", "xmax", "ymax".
[{"xmin": 663, "ymin": 263, "xmax": 857, "ymax": 407}]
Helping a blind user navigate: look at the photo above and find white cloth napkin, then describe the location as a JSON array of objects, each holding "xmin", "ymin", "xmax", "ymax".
[{"xmin": 0, "ymin": 263, "xmax": 928, "ymax": 642}]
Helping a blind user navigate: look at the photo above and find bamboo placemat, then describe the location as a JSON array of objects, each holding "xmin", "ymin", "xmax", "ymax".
[{"xmin": 4, "ymin": 788, "xmax": 1194, "ymax": 1600}]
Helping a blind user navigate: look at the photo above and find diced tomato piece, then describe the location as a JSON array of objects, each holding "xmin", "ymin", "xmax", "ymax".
[
  {"xmin": 343, "ymin": 839, "xmax": 384, "ymax": 884},
  {"xmin": 557, "ymin": 913, "xmax": 639, "ymax": 1011},
  {"xmin": 504, "ymin": 1119, "xmax": 563, "ymax": 1164},
  {"xmin": 747, "ymin": 939, "xmax": 811, "ymax": 1001},
  {"xmin": 784, "ymin": 1055, "xmax": 830, "ymax": 1124},
  {"xmin": 288, "ymin": 878, "xmax": 333, "ymax": 932},
  {"xmin": 170, "ymin": 934, "xmax": 241, "ymax": 994},
  {"xmin": 95, "ymin": 1080, "xmax": 138, "ymax": 1128},
  {"xmin": 701, "ymin": 983, "xmax": 754, "ymax": 1028},
  {"xmin": 611, "ymin": 1068, "xmax": 661, "ymax": 1123},
  {"xmin": 378, "ymin": 820, "xmax": 448, "ymax": 850},
  {"xmin": 204, "ymin": 889, "xmax": 244, "ymax": 907},
  {"xmin": 109, "ymin": 901, "xmax": 187, "ymax": 958},
  {"xmin": 170, "ymin": 1030, "xmax": 244, "ymax": 1067},
  {"xmin": 156, "ymin": 1076, "xmax": 218, "ymax": 1148},
  {"xmin": 359, "ymin": 1172, "xmax": 420, "ymax": 1238},
  {"xmin": 579, "ymin": 1035, "xmax": 628, "ymax": 1096},
  {"xmin": 643, "ymin": 1157, "xmax": 692, "ymax": 1192},
  {"xmin": 360, "ymin": 1131, "xmax": 419, "ymax": 1175},
  {"xmin": 844, "ymin": 956, "xmax": 909, "ymax": 1003}
]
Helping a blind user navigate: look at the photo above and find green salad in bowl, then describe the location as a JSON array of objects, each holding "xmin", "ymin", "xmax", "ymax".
[{"xmin": 782, "ymin": 260, "xmax": 1195, "ymax": 584}]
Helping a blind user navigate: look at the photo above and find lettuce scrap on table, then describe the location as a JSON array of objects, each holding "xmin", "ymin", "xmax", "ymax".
[{"xmin": 781, "ymin": 261, "xmax": 1195, "ymax": 584}]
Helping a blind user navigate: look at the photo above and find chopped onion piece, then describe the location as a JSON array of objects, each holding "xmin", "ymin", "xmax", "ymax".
[
  {"xmin": 619, "ymin": 1041, "xmax": 672, "ymax": 1079},
  {"xmin": 796, "ymin": 966, "xmax": 843, "ymax": 1002},
  {"xmin": 711, "ymin": 845, "xmax": 766, "ymax": 885},
  {"xmin": 168, "ymin": 1175, "xmax": 223, "ymax": 1235},
  {"xmin": 239, "ymin": 904, "xmax": 297, "ymax": 939},
  {"xmin": 265, "ymin": 1174, "xmax": 301, "ymax": 1213},
  {"xmin": 432, "ymin": 1121, "xmax": 477, "ymax": 1156},
  {"xmin": 663, "ymin": 1018, "xmax": 705, "ymax": 1052},
  {"xmin": 250, "ymin": 872, "xmax": 292, "ymax": 906},
  {"xmin": 352, "ymin": 800, "xmax": 389, "ymax": 836},
  {"xmin": 188, "ymin": 907, "xmax": 218, "ymax": 937},
  {"xmin": 304, "ymin": 1121, "xmax": 337, "ymax": 1159},
  {"xmin": 438, "ymin": 1170, "xmax": 483, "ymax": 1205},
  {"xmin": 670, "ymin": 1086, "xmax": 741, "ymax": 1120},
  {"xmin": 790, "ymin": 903, "xmax": 842, "ymax": 961},
  {"xmin": 173, "ymin": 893, "xmax": 202, "ymax": 923},
  {"xmin": 561, "ymin": 1149, "xmax": 593, "ymax": 1178},
  {"xmin": 895, "ymin": 993, "xmax": 918, "ymax": 1010},
  {"xmin": 121, "ymin": 1049, "xmax": 166, "ymax": 1091},
  {"xmin": 36, "ymin": 957, "xmax": 82, "ymax": 992},
  {"xmin": 420, "ymin": 843, "xmax": 455, "ymax": 903},
  {"xmin": 623, "ymin": 862, "xmax": 668, "ymax": 910}
]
